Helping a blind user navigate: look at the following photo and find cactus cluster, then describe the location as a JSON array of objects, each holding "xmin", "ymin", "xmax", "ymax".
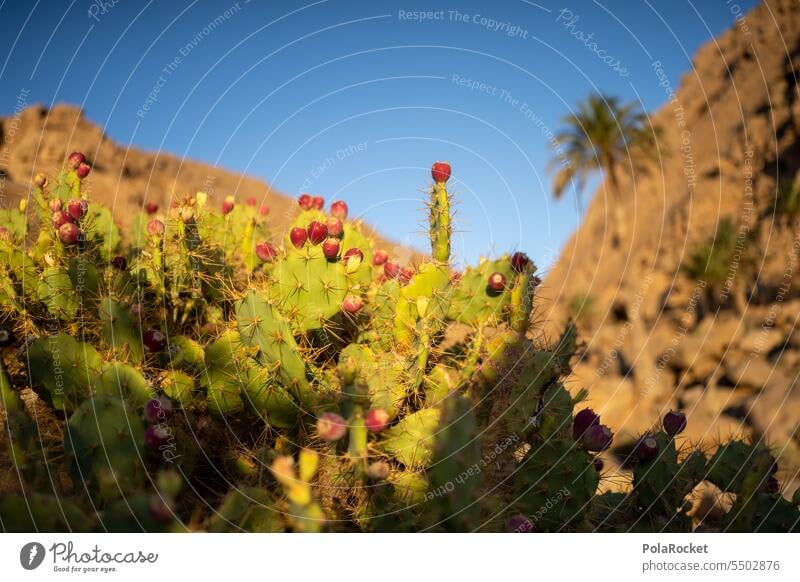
[{"xmin": 0, "ymin": 156, "xmax": 798, "ymax": 532}]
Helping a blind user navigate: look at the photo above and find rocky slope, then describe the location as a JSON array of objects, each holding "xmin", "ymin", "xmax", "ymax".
[
  {"xmin": 538, "ymin": 0, "xmax": 800, "ymax": 488},
  {"xmin": 0, "ymin": 103, "xmax": 411, "ymax": 260}
]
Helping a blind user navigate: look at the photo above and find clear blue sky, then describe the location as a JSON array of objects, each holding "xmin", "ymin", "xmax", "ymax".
[{"xmin": 0, "ymin": 0, "xmax": 759, "ymax": 269}]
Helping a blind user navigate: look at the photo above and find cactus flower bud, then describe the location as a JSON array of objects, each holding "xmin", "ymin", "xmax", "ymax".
[
  {"xmin": 307, "ymin": 221, "xmax": 327, "ymax": 245},
  {"xmin": 634, "ymin": 433, "xmax": 659, "ymax": 462},
  {"xmin": 221, "ymin": 196, "xmax": 235, "ymax": 215},
  {"xmin": 147, "ymin": 219, "xmax": 165, "ymax": 237},
  {"xmin": 365, "ymin": 408, "xmax": 390, "ymax": 433},
  {"xmin": 572, "ymin": 408, "xmax": 600, "ymax": 440},
  {"xmin": 431, "ymin": 161, "xmax": 451, "ymax": 183},
  {"xmin": 256, "ymin": 241, "xmax": 278, "ymax": 262},
  {"xmin": 343, "ymin": 247, "xmax": 363, "ymax": 271},
  {"xmin": 316, "ymin": 412, "xmax": 347, "ymax": 441},
  {"xmin": 290, "ymin": 227, "xmax": 308, "ymax": 249},
  {"xmin": 330, "ymin": 199, "xmax": 348, "ymax": 219},
  {"xmin": 511, "ymin": 252, "xmax": 531, "ymax": 272},
  {"xmin": 662, "ymin": 410, "xmax": 687, "ymax": 437}
]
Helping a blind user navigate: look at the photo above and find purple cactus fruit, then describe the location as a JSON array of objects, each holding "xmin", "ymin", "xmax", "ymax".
[
  {"xmin": 76, "ymin": 162, "xmax": 91, "ymax": 179},
  {"xmin": 145, "ymin": 201, "xmax": 159, "ymax": 215},
  {"xmin": 326, "ymin": 217, "xmax": 344, "ymax": 238},
  {"xmin": 322, "ymin": 238, "xmax": 340, "ymax": 260},
  {"xmin": 662, "ymin": 410, "xmax": 687, "ymax": 437},
  {"xmin": 52, "ymin": 211, "xmax": 72, "ymax": 229},
  {"xmin": 572, "ymin": 408, "xmax": 600, "ymax": 439},
  {"xmin": 581, "ymin": 424, "xmax": 614, "ymax": 452},
  {"xmin": 487, "ymin": 272, "xmax": 507, "ymax": 292},
  {"xmin": 34, "ymin": 173, "xmax": 48, "ymax": 188},
  {"xmin": 290, "ymin": 226, "xmax": 308, "ymax": 249},
  {"xmin": 256, "ymin": 241, "xmax": 278, "ymax": 262},
  {"xmin": 384, "ymin": 261, "xmax": 400, "ymax": 279},
  {"xmin": 143, "ymin": 329, "xmax": 167, "ymax": 352},
  {"xmin": 58, "ymin": 222, "xmax": 81, "ymax": 245},
  {"xmin": 594, "ymin": 458, "xmax": 604, "ymax": 473},
  {"xmin": 365, "ymin": 408, "xmax": 390, "ymax": 433},
  {"xmin": 511, "ymin": 252, "xmax": 530, "ymax": 272},
  {"xmin": 111, "ymin": 256, "xmax": 128, "ymax": 271},
  {"xmin": 147, "ymin": 219, "xmax": 165, "ymax": 237},
  {"xmin": 372, "ymin": 249, "xmax": 388, "ymax": 266},
  {"xmin": 298, "ymin": 193, "xmax": 312, "ymax": 210},
  {"xmin": 49, "ymin": 198, "xmax": 63, "ymax": 212},
  {"xmin": 144, "ymin": 424, "xmax": 171, "ymax": 449},
  {"xmin": 67, "ymin": 151, "xmax": 86, "ymax": 169},
  {"xmin": 307, "ymin": 221, "xmax": 328, "ymax": 245},
  {"xmin": 316, "ymin": 412, "xmax": 347, "ymax": 441},
  {"xmin": 342, "ymin": 294, "xmax": 364, "ymax": 315},
  {"xmin": 330, "ymin": 199, "xmax": 348, "ymax": 219},
  {"xmin": 67, "ymin": 198, "xmax": 88, "ymax": 221},
  {"xmin": 635, "ymin": 433, "xmax": 660, "ymax": 462},
  {"xmin": 506, "ymin": 515, "xmax": 534, "ymax": 533},
  {"xmin": 144, "ymin": 395, "xmax": 174, "ymax": 424},
  {"xmin": 311, "ymin": 195, "xmax": 325, "ymax": 210}
]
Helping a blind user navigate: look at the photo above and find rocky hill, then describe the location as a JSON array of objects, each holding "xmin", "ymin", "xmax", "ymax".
[
  {"xmin": 0, "ymin": 103, "xmax": 411, "ymax": 261},
  {"xmin": 538, "ymin": 0, "xmax": 800, "ymax": 489}
]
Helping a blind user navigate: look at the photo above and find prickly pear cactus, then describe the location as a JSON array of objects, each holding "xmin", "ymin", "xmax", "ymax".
[{"xmin": 0, "ymin": 156, "xmax": 797, "ymax": 532}]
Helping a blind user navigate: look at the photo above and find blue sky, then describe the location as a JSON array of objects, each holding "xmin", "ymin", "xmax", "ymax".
[{"xmin": 0, "ymin": 0, "xmax": 759, "ymax": 269}]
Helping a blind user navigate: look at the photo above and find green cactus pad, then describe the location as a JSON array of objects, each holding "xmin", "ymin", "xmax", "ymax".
[
  {"xmin": 209, "ymin": 487, "xmax": 284, "ymax": 532},
  {"xmin": 381, "ymin": 407, "xmax": 441, "ymax": 468},
  {"xmin": 97, "ymin": 362, "xmax": 153, "ymax": 405},
  {"xmin": 448, "ymin": 257, "xmax": 515, "ymax": 325},
  {"xmin": 100, "ymin": 298, "xmax": 143, "ymax": 363}
]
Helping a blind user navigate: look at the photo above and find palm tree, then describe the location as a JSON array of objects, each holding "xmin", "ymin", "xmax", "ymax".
[{"xmin": 550, "ymin": 94, "xmax": 659, "ymax": 246}]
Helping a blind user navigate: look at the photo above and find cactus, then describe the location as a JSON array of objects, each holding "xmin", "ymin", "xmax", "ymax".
[{"xmin": 0, "ymin": 156, "xmax": 797, "ymax": 532}]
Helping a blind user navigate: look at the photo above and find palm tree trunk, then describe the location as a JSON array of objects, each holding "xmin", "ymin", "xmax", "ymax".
[{"xmin": 604, "ymin": 160, "xmax": 626, "ymax": 247}]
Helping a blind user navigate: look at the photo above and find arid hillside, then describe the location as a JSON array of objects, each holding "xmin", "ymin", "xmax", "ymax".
[{"xmin": 538, "ymin": 0, "xmax": 800, "ymax": 486}]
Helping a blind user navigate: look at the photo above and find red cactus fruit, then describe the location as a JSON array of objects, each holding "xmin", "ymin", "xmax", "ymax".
[
  {"xmin": 384, "ymin": 261, "xmax": 400, "ymax": 279},
  {"xmin": 322, "ymin": 238, "xmax": 340, "ymax": 260},
  {"xmin": 144, "ymin": 424, "xmax": 171, "ymax": 449},
  {"xmin": 311, "ymin": 195, "xmax": 325, "ymax": 210},
  {"xmin": 634, "ymin": 433, "xmax": 659, "ymax": 462},
  {"xmin": 67, "ymin": 151, "xmax": 86, "ymax": 169},
  {"xmin": 144, "ymin": 395, "xmax": 174, "ymax": 424},
  {"xmin": 316, "ymin": 412, "xmax": 347, "ymax": 441},
  {"xmin": 662, "ymin": 410, "xmax": 687, "ymax": 437},
  {"xmin": 330, "ymin": 199, "xmax": 348, "ymax": 219},
  {"xmin": 34, "ymin": 173, "xmax": 48, "ymax": 188},
  {"xmin": 581, "ymin": 424, "xmax": 614, "ymax": 452},
  {"xmin": 143, "ymin": 329, "xmax": 167, "ymax": 352},
  {"xmin": 246, "ymin": 196, "xmax": 257, "ymax": 206},
  {"xmin": 259, "ymin": 204, "xmax": 270, "ymax": 217},
  {"xmin": 487, "ymin": 272, "xmax": 507, "ymax": 291},
  {"xmin": 343, "ymin": 247, "xmax": 364, "ymax": 265},
  {"xmin": 49, "ymin": 199, "xmax": 63, "ymax": 212},
  {"xmin": 431, "ymin": 161, "xmax": 451, "ymax": 183},
  {"xmin": 450, "ymin": 270, "xmax": 462, "ymax": 282},
  {"xmin": 572, "ymin": 408, "xmax": 600, "ymax": 440},
  {"xmin": 67, "ymin": 198, "xmax": 88, "ymax": 221},
  {"xmin": 399, "ymin": 267, "xmax": 414, "ymax": 285},
  {"xmin": 511, "ymin": 252, "xmax": 530, "ymax": 272},
  {"xmin": 221, "ymin": 196, "xmax": 235, "ymax": 215},
  {"xmin": 58, "ymin": 222, "xmax": 81, "ymax": 245},
  {"xmin": 307, "ymin": 221, "xmax": 328, "ymax": 245},
  {"xmin": 256, "ymin": 242, "xmax": 278, "ymax": 262},
  {"xmin": 52, "ymin": 211, "xmax": 72, "ymax": 229},
  {"xmin": 145, "ymin": 202, "xmax": 159, "ymax": 215},
  {"xmin": 0, "ymin": 228, "xmax": 11, "ymax": 243},
  {"xmin": 326, "ymin": 217, "xmax": 344, "ymax": 238},
  {"xmin": 372, "ymin": 249, "xmax": 389, "ymax": 266},
  {"xmin": 342, "ymin": 294, "xmax": 364, "ymax": 314},
  {"xmin": 298, "ymin": 193, "xmax": 312, "ymax": 210},
  {"xmin": 147, "ymin": 219, "xmax": 165, "ymax": 237},
  {"xmin": 111, "ymin": 256, "xmax": 128, "ymax": 271},
  {"xmin": 290, "ymin": 226, "xmax": 308, "ymax": 249},
  {"xmin": 365, "ymin": 408, "xmax": 390, "ymax": 433},
  {"xmin": 76, "ymin": 162, "xmax": 91, "ymax": 179}
]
